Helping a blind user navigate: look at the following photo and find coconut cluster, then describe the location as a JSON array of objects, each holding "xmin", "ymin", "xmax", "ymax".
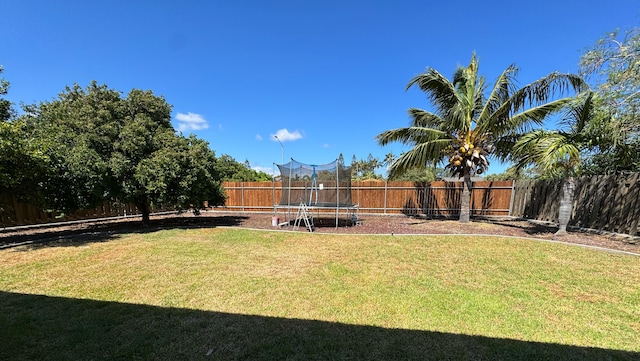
[{"xmin": 444, "ymin": 142, "xmax": 489, "ymax": 176}]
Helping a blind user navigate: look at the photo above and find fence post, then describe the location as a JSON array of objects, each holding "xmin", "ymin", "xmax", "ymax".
[
  {"xmin": 241, "ymin": 182, "xmax": 245, "ymax": 212},
  {"xmin": 272, "ymin": 177, "xmax": 276, "ymax": 215},
  {"xmin": 384, "ymin": 180, "xmax": 388, "ymax": 214},
  {"xmin": 508, "ymin": 180, "xmax": 516, "ymax": 216}
]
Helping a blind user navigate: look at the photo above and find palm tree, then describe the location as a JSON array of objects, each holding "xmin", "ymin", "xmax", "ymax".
[
  {"xmin": 377, "ymin": 53, "xmax": 586, "ymax": 222},
  {"xmin": 383, "ymin": 151, "xmax": 396, "ymax": 168},
  {"xmin": 509, "ymin": 91, "xmax": 606, "ymax": 235}
]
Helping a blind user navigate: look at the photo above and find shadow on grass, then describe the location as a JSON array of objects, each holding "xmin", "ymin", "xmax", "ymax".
[
  {"xmin": 0, "ymin": 291, "xmax": 636, "ymax": 361},
  {"xmin": 0, "ymin": 215, "xmax": 249, "ymax": 250}
]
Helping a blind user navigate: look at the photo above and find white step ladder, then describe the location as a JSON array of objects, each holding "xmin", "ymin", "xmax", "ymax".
[{"xmin": 293, "ymin": 202, "xmax": 314, "ymax": 232}]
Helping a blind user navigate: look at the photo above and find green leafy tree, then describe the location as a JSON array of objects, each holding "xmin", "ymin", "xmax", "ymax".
[
  {"xmin": 580, "ymin": 28, "xmax": 640, "ymax": 114},
  {"xmin": 0, "ymin": 68, "xmax": 48, "ymax": 204},
  {"xmin": 214, "ymin": 154, "xmax": 272, "ymax": 181},
  {"xmin": 0, "ymin": 65, "xmax": 13, "ymax": 121},
  {"xmin": 0, "ymin": 119, "xmax": 48, "ymax": 203},
  {"xmin": 30, "ymin": 83, "xmax": 123, "ymax": 212},
  {"xmin": 351, "ymin": 153, "xmax": 383, "ymax": 180},
  {"xmin": 387, "ymin": 166, "xmax": 444, "ymax": 182},
  {"xmin": 579, "ymin": 27, "xmax": 640, "ymax": 173},
  {"xmin": 28, "ymin": 82, "xmax": 225, "ymax": 225},
  {"xmin": 484, "ymin": 167, "xmax": 536, "ymax": 181},
  {"xmin": 377, "ymin": 53, "xmax": 586, "ymax": 222},
  {"xmin": 509, "ymin": 92, "xmax": 606, "ymax": 234},
  {"xmin": 109, "ymin": 88, "xmax": 225, "ymax": 223},
  {"xmin": 116, "ymin": 131, "xmax": 226, "ymax": 222}
]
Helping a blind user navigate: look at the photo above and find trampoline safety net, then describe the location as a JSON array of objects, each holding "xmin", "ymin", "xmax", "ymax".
[{"xmin": 277, "ymin": 159, "xmax": 353, "ymax": 207}]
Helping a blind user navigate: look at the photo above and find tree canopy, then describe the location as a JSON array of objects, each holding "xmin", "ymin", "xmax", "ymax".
[
  {"xmin": 23, "ymin": 82, "xmax": 225, "ymax": 225},
  {"xmin": 579, "ymin": 27, "xmax": 640, "ymax": 174},
  {"xmin": 214, "ymin": 154, "xmax": 272, "ymax": 182},
  {"xmin": 0, "ymin": 67, "xmax": 48, "ymax": 203},
  {"xmin": 0, "ymin": 65, "xmax": 13, "ymax": 122},
  {"xmin": 350, "ymin": 153, "xmax": 383, "ymax": 180}
]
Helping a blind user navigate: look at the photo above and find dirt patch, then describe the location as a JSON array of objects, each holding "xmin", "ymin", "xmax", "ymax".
[{"xmin": 1, "ymin": 211, "xmax": 638, "ymax": 255}]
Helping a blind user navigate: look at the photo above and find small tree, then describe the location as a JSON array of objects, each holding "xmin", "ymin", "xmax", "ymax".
[{"xmin": 510, "ymin": 92, "xmax": 607, "ymax": 234}]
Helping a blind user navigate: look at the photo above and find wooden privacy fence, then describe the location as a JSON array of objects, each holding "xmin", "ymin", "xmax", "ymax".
[
  {"xmin": 220, "ymin": 180, "xmax": 515, "ymax": 216},
  {"xmin": 3, "ymin": 175, "xmax": 638, "ymax": 237},
  {"xmin": 0, "ymin": 194, "xmax": 163, "ymax": 228},
  {"xmin": 511, "ymin": 173, "xmax": 640, "ymax": 237}
]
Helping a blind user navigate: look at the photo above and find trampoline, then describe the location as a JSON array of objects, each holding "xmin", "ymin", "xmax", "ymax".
[{"xmin": 274, "ymin": 158, "xmax": 358, "ymax": 230}]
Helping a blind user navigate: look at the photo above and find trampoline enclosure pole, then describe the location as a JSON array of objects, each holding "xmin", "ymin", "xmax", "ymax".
[{"xmin": 335, "ymin": 158, "xmax": 339, "ymax": 228}]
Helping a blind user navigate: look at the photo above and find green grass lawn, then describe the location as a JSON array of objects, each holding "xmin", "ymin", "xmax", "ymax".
[{"xmin": 1, "ymin": 228, "xmax": 639, "ymax": 360}]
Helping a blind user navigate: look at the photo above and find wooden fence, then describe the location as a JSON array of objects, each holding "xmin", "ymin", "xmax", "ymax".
[
  {"xmin": 0, "ymin": 194, "xmax": 158, "ymax": 228},
  {"xmin": 2, "ymin": 174, "xmax": 638, "ymax": 237},
  {"xmin": 511, "ymin": 173, "xmax": 640, "ymax": 236},
  {"xmin": 219, "ymin": 180, "xmax": 514, "ymax": 216}
]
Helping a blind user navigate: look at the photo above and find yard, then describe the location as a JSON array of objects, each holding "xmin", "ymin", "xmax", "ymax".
[{"xmin": 1, "ymin": 214, "xmax": 639, "ymax": 360}]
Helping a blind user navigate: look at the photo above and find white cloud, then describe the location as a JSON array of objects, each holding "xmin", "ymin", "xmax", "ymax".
[
  {"xmin": 270, "ymin": 128, "xmax": 303, "ymax": 142},
  {"xmin": 175, "ymin": 112, "xmax": 209, "ymax": 131},
  {"xmin": 255, "ymin": 134, "xmax": 263, "ymax": 141}
]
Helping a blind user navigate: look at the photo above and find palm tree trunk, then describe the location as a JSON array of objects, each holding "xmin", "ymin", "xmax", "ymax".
[
  {"xmin": 459, "ymin": 170, "xmax": 472, "ymax": 223},
  {"xmin": 555, "ymin": 177, "xmax": 575, "ymax": 236}
]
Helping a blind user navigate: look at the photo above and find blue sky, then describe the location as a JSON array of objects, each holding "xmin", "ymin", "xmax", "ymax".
[{"xmin": 1, "ymin": 1, "xmax": 638, "ymax": 176}]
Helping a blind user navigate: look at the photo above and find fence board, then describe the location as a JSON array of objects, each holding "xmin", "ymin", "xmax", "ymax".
[
  {"xmin": 511, "ymin": 180, "xmax": 532, "ymax": 217},
  {"xmin": 575, "ymin": 176, "xmax": 598, "ymax": 228},
  {"xmin": 617, "ymin": 174, "xmax": 639, "ymax": 235},
  {"xmin": 588, "ymin": 176, "xmax": 607, "ymax": 226},
  {"xmin": 609, "ymin": 176, "xmax": 631, "ymax": 233}
]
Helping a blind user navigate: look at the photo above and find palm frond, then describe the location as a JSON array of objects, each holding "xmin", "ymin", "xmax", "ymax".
[
  {"xmin": 387, "ymin": 140, "xmax": 449, "ymax": 178},
  {"xmin": 406, "ymin": 68, "xmax": 459, "ymax": 119},
  {"xmin": 499, "ymin": 97, "xmax": 574, "ymax": 135},
  {"xmin": 475, "ymin": 64, "xmax": 518, "ymax": 135},
  {"xmin": 512, "ymin": 130, "xmax": 580, "ymax": 174},
  {"xmin": 451, "ymin": 53, "xmax": 485, "ymax": 136},
  {"xmin": 407, "ymin": 108, "xmax": 442, "ymax": 128},
  {"xmin": 375, "ymin": 126, "xmax": 447, "ymax": 146},
  {"xmin": 511, "ymin": 131, "xmax": 554, "ymax": 170},
  {"xmin": 560, "ymin": 91, "xmax": 595, "ymax": 133},
  {"xmin": 510, "ymin": 72, "xmax": 588, "ymax": 112},
  {"xmin": 452, "ymin": 67, "xmax": 466, "ymax": 87},
  {"xmin": 492, "ymin": 133, "xmax": 523, "ymax": 162}
]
